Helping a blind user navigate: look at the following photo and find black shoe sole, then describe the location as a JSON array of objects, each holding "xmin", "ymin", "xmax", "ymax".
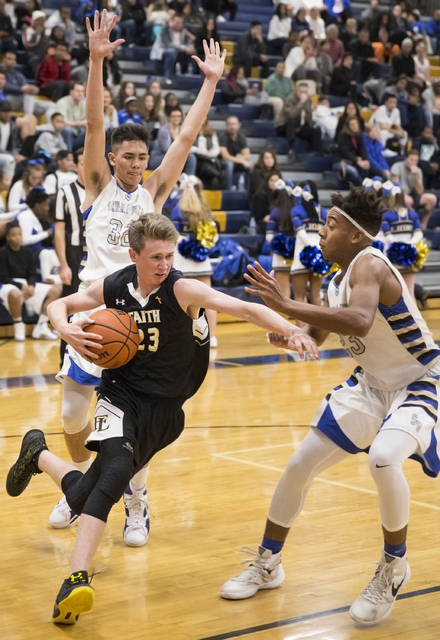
[
  {"xmin": 6, "ymin": 429, "xmax": 47, "ymax": 497},
  {"xmin": 53, "ymin": 585, "xmax": 95, "ymax": 625}
]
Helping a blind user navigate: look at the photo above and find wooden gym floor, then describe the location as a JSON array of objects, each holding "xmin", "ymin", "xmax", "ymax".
[{"xmin": 1, "ymin": 304, "xmax": 440, "ymax": 640}]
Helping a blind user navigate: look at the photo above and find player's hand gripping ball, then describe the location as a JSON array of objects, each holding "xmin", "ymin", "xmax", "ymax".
[{"xmin": 83, "ymin": 309, "xmax": 139, "ymax": 368}]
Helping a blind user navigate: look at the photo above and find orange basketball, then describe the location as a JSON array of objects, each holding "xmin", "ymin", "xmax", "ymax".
[{"xmin": 83, "ymin": 309, "xmax": 140, "ymax": 369}]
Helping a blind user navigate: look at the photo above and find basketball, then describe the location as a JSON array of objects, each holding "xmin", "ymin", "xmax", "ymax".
[{"xmin": 83, "ymin": 308, "xmax": 140, "ymax": 369}]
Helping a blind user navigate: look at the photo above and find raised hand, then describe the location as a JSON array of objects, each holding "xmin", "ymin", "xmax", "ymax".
[
  {"xmin": 192, "ymin": 38, "xmax": 227, "ymax": 83},
  {"xmin": 86, "ymin": 10, "xmax": 125, "ymax": 61},
  {"xmin": 244, "ymin": 262, "xmax": 288, "ymax": 314}
]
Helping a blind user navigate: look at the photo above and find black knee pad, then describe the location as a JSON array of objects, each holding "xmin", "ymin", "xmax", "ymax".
[{"xmin": 62, "ymin": 464, "xmax": 101, "ymax": 516}]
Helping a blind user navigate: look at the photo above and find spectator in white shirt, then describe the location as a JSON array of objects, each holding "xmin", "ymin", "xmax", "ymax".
[
  {"xmin": 370, "ymin": 94, "xmax": 407, "ymax": 154},
  {"xmin": 267, "ymin": 4, "xmax": 292, "ymax": 55},
  {"xmin": 308, "ymin": 7, "xmax": 326, "ymax": 40},
  {"xmin": 43, "ymin": 150, "xmax": 76, "ymax": 195},
  {"xmin": 8, "ymin": 162, "xmax": 45, "ymax": 210}
]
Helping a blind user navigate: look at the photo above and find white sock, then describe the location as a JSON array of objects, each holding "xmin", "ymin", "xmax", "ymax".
[
  {"xmin": 130, "ymin": 464, "xmax": 149, "ymax": 491},
  {"xmin": 72, "ymin": 457, "xmax": 93, "ymax": 474},
  {"xmin": 13, "ymin": 316, "xmax": 22, "ymax": 322},
  {"xmin": 38, "ymin": 313, "xmax": 49, "ymax": 325}
]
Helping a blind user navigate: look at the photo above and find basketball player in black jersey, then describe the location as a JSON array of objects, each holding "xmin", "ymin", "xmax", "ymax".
[{"xmin": 6, "ymin": 213, "xmax": 319, "ymax": 625}]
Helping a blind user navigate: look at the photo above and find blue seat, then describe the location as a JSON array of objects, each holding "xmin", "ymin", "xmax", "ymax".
[
  {"xmin": 219, "ymin": 233, "xmax": 264, "ymax": 256},
  {"xmin": 168, "ymin": 74, "xmax": 204, "ymax": 91},
  {"xmin": 385, "ymin": 155, "xmax": 403, "ymax": 168},
  {"xmin": 218, "ymin": 104, "xmax": 261, "ymax": 120},
  {"xmin": 429, "ymin": 230, "xmax": 440, "ymax": 250},
  {"xmin": 242, "ymin": 120, "xmax": 276, "ymax": 137},
  {"xmin": 293, "ymin": 138, "xmax": 311, "ymax": 154},
  {"xmin": 299, "ymin": 153, "xmax": 335, "ymax": 172},
  {"xmin": 224, "ymin": 210, "xmax": 251, "ymax": 233},
  {"xmin": 329, "ymin": 95, "xmax": 351, "ymax": 108},
  {"xmin": 427, "ymin": 208, "xmax": 440, "ymax": 229},
  {"xmin": 222, "ymin": 190, "xmax": 249, "ymax": 211}
]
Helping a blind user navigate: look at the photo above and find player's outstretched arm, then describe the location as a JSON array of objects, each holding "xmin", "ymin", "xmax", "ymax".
[
  {"xmin": 47, "ymin": 279, "xmax": 105, "ymax": 359},
  {"xmin": 244, "ymin": 259, "xmax": 383, "ymax": 337},
  {"xmin": 173, "ymin": 278, "xmax": 320, "ymax": 360},
  {"xmin": 144, "ymin": 38, "xmax": 226, "ymax": 211},
  {"xmin": 83, "ymin": 10, "xmax": 125, "ymax": 206}
]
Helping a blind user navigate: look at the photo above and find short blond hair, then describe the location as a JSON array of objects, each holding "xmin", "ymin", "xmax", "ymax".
[{"xmin": 129, "ymin": 213, "xmax": 179, "ymax": 254}]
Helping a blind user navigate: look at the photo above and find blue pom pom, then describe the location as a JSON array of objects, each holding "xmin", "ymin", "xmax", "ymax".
[
  {"xmin": 386, "ymin": 242, "xmax": 417, "ymax": 267},
  {"xmin": 271, "ymin": 233, "xmax": 295, "ymax": 259},
  {"xmin": 372, "ymin": 239, "xmax": 384, "ymax": 253},
  {"xmin": 178, "ymin": 236, "xmax": 210, "ymax": 262},
  {"xmin": 300, "ymin": 245, "xmax": 332, "ymax": 275}
]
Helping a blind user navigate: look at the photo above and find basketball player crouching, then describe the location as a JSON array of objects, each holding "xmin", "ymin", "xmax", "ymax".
[
  {"xmin": 6, "ymin": 213, "xmax": 319, "ymax": 625},
  {"xmin": 220, "ymin": 185, "xmax": 440, "ymax": 626}
]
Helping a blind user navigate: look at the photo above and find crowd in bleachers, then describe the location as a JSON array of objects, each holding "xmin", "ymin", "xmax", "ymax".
[{"xmin": 0, "ymin": 0, "xmax": 440, "ymax": 338}]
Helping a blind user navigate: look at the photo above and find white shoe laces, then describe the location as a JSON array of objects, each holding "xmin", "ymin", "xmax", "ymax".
[
  {"xmin": 125, "ymin": 491, "xmax": 149, "ymax": 528},
  {"xmin": 361, "ymin": 562, "xmax": 394, "ymax": 605},
  {"xmin": 231, "ymin": 547, "xmax": 271, "ymax": 584}
]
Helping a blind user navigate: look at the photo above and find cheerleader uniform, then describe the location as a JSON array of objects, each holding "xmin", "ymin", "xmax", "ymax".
[
  {"xmin": 382, "ymin": 207, "xmax": 423, "ymax": 273},
  {"xmin": 170, "ymin": 205, "xmax": 217, "ymax": 277},
  {"xmin": 266, "ymin": 207, "xmax": 295, "ymax": 272},
  {"xmin": 290, "ymin": 202, "xmax": 328, "ymax": 275}
]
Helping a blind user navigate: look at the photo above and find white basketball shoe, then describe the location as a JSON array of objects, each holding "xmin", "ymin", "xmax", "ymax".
[
  {"xmin": 49, "ymin": 495, "xmax": 80, "ymax": 528},
  {"xmin": 350, "ymin": 552, "xmax": 410, "ymax": 625},
  {"xmin": 220, "ymin": 546, "xmax": 285, "ymax": 600},
  {"xmin": 123, "ymin": 484, "xmax": 150, "ymax": 547}
]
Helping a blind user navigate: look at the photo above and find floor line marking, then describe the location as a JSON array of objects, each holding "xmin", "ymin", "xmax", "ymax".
[{"xmin": 213, "ymin": 453, "xmax": 440, "ymax": 512}]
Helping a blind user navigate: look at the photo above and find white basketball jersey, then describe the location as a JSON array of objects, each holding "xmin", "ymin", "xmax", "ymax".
[
  {"xmin": 328, "ymin": 246, "xmax": 440, "ymax": 391},
  {"xmin": 79, "ymin": 176, "xmax": 155, "ymax": 287}
]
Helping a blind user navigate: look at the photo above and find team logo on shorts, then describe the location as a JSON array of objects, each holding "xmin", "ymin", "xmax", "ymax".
[{"xmin": 94, "ymin": 415, "xmax": 109, "ymax": 432}]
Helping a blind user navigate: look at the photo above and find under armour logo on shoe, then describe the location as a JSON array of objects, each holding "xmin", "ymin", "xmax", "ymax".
[{"xmin": 116, "ymin": 299, "xmax": 125, "ymax": 306}]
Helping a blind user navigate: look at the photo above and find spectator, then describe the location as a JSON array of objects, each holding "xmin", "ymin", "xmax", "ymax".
[
  {"xmin": 326, "ymin": 24, "xmax": 345, "ymax": 66},
  {"xmin": 117, "ymin": 96, "xmax": 143, "ymax": 125},
  {"xmin": 389, "ymin": 4, "xmax": 411, "ymax": 46},
  {"xmin": 0, "ymin": 0, "xmax": 17, "ymax": 53},
  {"xmin": 363, "ymin": 122, "xmax": 391, "ymax": 180},
  {"xmin": 194, "ymin": 18, "xmax": 221, "ymax": 60},
  {"xmin": 180, "ymin": 3, "xmax": 204, "ymax": 37},
  {"xmin": 426, "ymin": 8, "xmax": 440, "ymax": 56},
  {"xmin": 43, "ymin": 149, "xmax": 76, "ymax": 194},
  {"xmin": 116, "ymin": 80, "xmax": 136, "ymax": 110},
  {"xmin": 146, "ymin": 0, "xmax": 168, "ymax": 43},
  {"xmin": 218, "ymin": 115, "xmax": 250, "ymax": 189},
  {"xmin": 55, "ymin": 81, "xmax": 86, "ymax": 151},
  {"xmin": 102, "ymin": 88, "xmax": 119, "ymax": 132},
  {"xmin": 422, "ymin": 79, "xmax": 440, "ymax": 130},
  {"xmin": 191, "ymin": 118, "xmax": 221, "ymax": 189},
  {"xmin": 150, "ymin": 107, "xmax": 197, "ymax": 175},
  {"xmin": 266, "ymin": 60, "xmax": 293, "ymax": 126},
  {"xmin": 221, "ymin": 67, "xmax": 270, "ymax": 109},
  {"xmin": 15, "ymin": 0, "xmax": 40, "ymax": 32},
  {"xmin": 250, "ymin": 171, "xmax": 283, "ymax": 233},
  {"xmin": 71, "ymin": 58, "xmax": 89, "ymax": 86},
  {"xmin": 360, "ymin": 0, "xmax": 381, "ymax": 30},
  {"xmin": 391, "ymin": 149, "xmax": 437, "ymax": 229},
  {"xmin": 138, "ymin": 92, "xmax": 165, "ymax": 138},
  {"xmin": 115, "ymin": 0, "xmax": 149, "ymax": 47},
  {"xmin": 248, "ymin": 149, "xmax": 281, "ymax": 199},
  {"xmin": 267, "ymin": 3, "xmax": 291, "ymax": 55},
  {"xmin": 412, "ymin": 126, "xmax": 440, "ymax": 189},
  {"xmin": 328, "ymin": 52, "xmax": 357, "ymax": 100},
  {"xmin": 163, "ymin": 91, "xmax": 181, "ymax": 116},
  {"xmin": 391, "ymin": 37, "xmax": 415, "ymax": 81},
  {"xmin": 282, "ymin": 30, "xmax": 301, "ymax": 59},
  {"xmin": 34, "ymin": 112, "xmax": 68, "ymax": 158},
  {"xmin": 335, "ymin": 100, "xmax": 365, "ymax": 138},
  {"xmin": 284, "ymin": 34, "xmax": 321, "ymax": 88},
  {"xmin": 315, "ymin": 39, "xmax": 333, "ymax": 91},
  {"xmin": 45, "ymin": 5, "xmax": 75, "ymax": 49},
  {"xmin": 36, "ymin": 41, "xmax": 71, "ymax": 103},
  {"xmin": 0, "ymin": 220, "xmax": 60, "ymax": 341},
  {"xmin": 8, "ymin": 162, "xmax": 44, "ymax": 210},
  {"xmin": 308, "ymin": 7, "xmax": 326, "ymax": 41},
  {"xmin": 16, "ymin": 186, "xmax": 52, "ymax": 257},
  {"xmin": 370, "ymin": 93, "xmax": 407, "ymax": 155},
  {"xmin": 333, "ymin": 116, "xmax": 370, "ymax": 185},
  {"xmin": 201, "ymin": 0, "xmax": 237, "ymax": 22},
  {"xmin": 413, "ymin": 42, "xmax": 430, "ymax": 87},
  {"xmin": 291, "ymin": 9, "xmax": 312, "ymax": 36},
  {"xmin": 405, "ymin": 85, "xmax": 426, "ymax": 139},
  {"xmin": 22, "ymin": 10, "xmax": 50, "ymax": 72},
  {"xmin": 2, "ymin": 51, "xmax": 54, "ymax": 121},
  {"xmin": 150, "ymin": 14, "xmax": 195, "ymax": 79},
  {"xmin": 408, "ymin": 10, "xmax": 427, "ymax": 45},
  {"xmin": 349, "ymin": 28, "xmax": 379, "ymax": 83},
  {"xmin": 0, "ymin": 101, "xmax": 22, "ymax": 181},
  {"xmin": 370, "ymin": 11, "xmax": 399, "ymax": 63},
  {"xmin": 265, "ymin": 182, "xmax": 295, "ymax": 299},
  {"xmin": 102, "ymin": 51, "xmax": 122, "ymax": 98},
  {"xmin": 48, "ymin": 24, "xmax": 69, "ymax": 51},
  {"xmin": 322, "ymin": 0, "xmax": 352, "ymax": 25},
  {"xmin": 313, "ymin": 95, "xmax": 341, "ymax": 139},
  {"xmin": 232, "ymin": 21, "xmax": 269, "ymax": 79},
  {"xmin": 283, "ymin": 82, "xmax": 322, "ymax": 158},
  {"xmin": 339, "ymin": 17, "xmax": 357, "ymax": 50},
  {"xmin": 384, "ymin": 73, "xmax": 409, "ymax": 102}
]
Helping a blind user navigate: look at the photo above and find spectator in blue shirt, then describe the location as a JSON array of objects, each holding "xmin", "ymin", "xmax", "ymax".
[
  {"xmin": 426, "ymin": 9, "xmax": 440, "ymax": 55},
  {"xmin": 117, "ymin": 96, "xmax": 143, "ymax": 125},
  {"xmin": 362, "ymin": 122, "xmax": 391, "ymax": 181},
  {"xmin": 323, "ymin": 0, "xmax": 352, "ymax": 25}
]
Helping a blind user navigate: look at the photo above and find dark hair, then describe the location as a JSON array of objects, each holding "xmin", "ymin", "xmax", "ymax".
[
  {"xmin": 277, "ymin": 190, "xmax": 294, "ymax": 234},
  {"xmin": 51, "ymin": 111, "xmax": 63, "ymax": 121},
  {"xmin": 111, "ymin": 123, "xmax": 150, "ymax": 152},
  {"xmin": 56, "ymin": 149, "xmax": 71, "ymax": 160},
  {"xmin": 55, "ymin": 41, "xmax": 69, "ymax": 49},
  {"xmin": 300, "ymin": 179, "xmax": 319, "ymax": 203},
  {"xmin": 26, "ymin": 187, "xmax": 50, "ymax": 209},
  {"xmin": 74, "ymin": 147, "xmax": 84, "ymax": 164},
  {"xmin": 250, "ymin": 20, "xmax": 261, "ymax": 28},
  {"xmin": 255, "ymin": 148, "xmax": 279, "ymax": 172},
  {"xmin": 69, "ymin": 81, "xmax": 84, "ymax": 92},
  {"xmin": 5, "ymin": 221, "xmax": 20, "ymax": 234},
  {"xmin": 299, "ymin": 179, "xmax": 320, "ymax": 221},
  {"xmin": 331, "ymin": 185, "xmax": 385, "ymax": 236},
  {"xmin": 407, "ymin": 148, "xmax": 419, "ymax": 157}
]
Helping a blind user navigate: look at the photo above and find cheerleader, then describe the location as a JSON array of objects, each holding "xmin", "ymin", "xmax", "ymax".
[
  {"xmin": 170, "ymin": 175, "xmax": 219, "ymax": 347},
  {"xmin": 265, "ymin": 180, "xmax": 295, "ymax": 303},
  {"xmin": 381, "ymin": 180, "xmax": 424, "ymax": 299}
]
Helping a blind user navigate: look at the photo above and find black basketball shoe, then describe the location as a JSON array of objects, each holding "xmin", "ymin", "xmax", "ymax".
[
  {"xmin": 53, "ymin": 571, "xmax": 95, "ymax": 625},
  {"xmin": 6, "ymin": 429, "xmax": 48, "ymax": 497}
]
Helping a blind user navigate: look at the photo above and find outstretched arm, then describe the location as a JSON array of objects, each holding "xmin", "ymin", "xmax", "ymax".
[
  {"xmin": 47, "ymin": 279, "xmax": 106, "ymax": 360},
  {"xmin": 144, "ymin": 39, "xmax": 226, "ymax": 211},
  {"xmin": 83, "ymin": 10, "xmax": 125, "ymax": 208},
  {"xmin": 173, "ymin": 278, "xmax": 320, "ymax": 360}
]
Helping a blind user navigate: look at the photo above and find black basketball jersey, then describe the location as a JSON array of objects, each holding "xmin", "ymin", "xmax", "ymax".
[{"xmin": 101, "ymin": 265, "xmax": 210, "ymax": 400}]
